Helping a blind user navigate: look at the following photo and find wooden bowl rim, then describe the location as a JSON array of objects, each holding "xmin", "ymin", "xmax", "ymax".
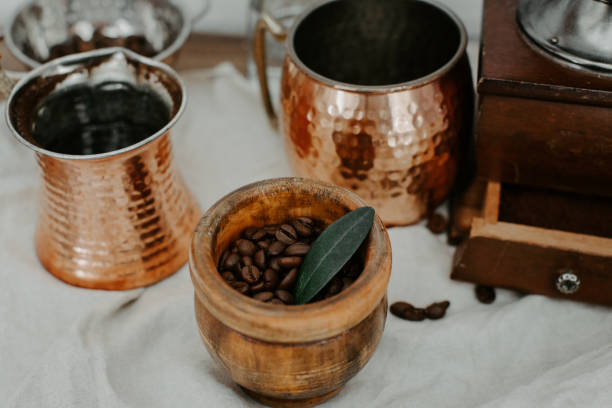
[{"xmin": 189, "ymin": 177, "xmax": 392, "ymax": 343}]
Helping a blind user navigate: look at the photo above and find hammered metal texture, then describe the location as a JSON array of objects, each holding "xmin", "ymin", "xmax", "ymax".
[
  {"xmin": 280, "ymin": 57, "xmax": 473, "ymax": 226},
  {"xmin": 34, "ymin": 132, "xmax": 202, "ymax": 290}
]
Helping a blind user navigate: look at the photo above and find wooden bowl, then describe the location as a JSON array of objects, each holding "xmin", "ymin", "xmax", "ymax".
[{"xmin": 189, "ymin": 177, "xmax": 392, "ymax": 407}]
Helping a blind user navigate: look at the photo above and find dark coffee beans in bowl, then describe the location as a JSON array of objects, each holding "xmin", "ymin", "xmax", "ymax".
[{"xmin": 217, "ymin": 217, "xmax": 364, "ymax": 305}]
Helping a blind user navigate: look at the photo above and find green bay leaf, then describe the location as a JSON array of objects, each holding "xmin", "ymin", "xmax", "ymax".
[{"xmin": 294, "ymin": 206, "xmax": 375, "ymax": 305}]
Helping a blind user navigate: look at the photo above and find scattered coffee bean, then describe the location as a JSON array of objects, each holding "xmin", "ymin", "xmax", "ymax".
[
  {"xmin": 278, "ymin": 267, "xmax": 298, "ymax": 290},
  {"xmin": 284, "ymin": 242, "xmax": 310, "ymax": 256},
  {"xmin": 426, "ymin": 212, "xmax": 447, "ymax": 235},
  {"xmin": 390, "ymin": 302, "xmax": 426, "ymax": 321},
  {"xmin": 275, "ymin": 290, "xmax": 294, "ymax": 304},
  {"xmin": 236, "ymin": 239, "xmax": 257, "ymax": 256},
  {"xmin": 475, "ymin": 285, "xmax": 496, "ymax": 304},
  {"xmin": 254, "ymin": 249, "xmax": 266, "ymax": 268},
  {"xmin": 218, "ymin": 218, "xmax": 363, "ymax": 304},
  {"xmin": 278, "ymin": 256, "xmax": 302, "ymax": 268},
  {"xmin": 254, "ymin": 291, "xmax": 274, "ymax": 302},
  {"xmin": 241, "ymin": 265, "xmax": 261, "ymax": 284},
  {"xmin": 276, "ymin": 224, "xmax": 298, "ymax": 245},
  {"xmin": 424, "ymin": 301, "xmax": 450, "ymax": 320},
  {"xmin": 268, "ymin": 240, "xmax": 286, "ymax": 256}
]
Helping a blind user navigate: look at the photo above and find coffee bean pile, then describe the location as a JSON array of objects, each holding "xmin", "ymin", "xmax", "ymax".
[
  {"xmin": 218, "ymin": 217, "xmax": 363, "ymax": 305},
  {"xmin": 390, "ymin": 300, "xmax": 450, "ymax": 321}
]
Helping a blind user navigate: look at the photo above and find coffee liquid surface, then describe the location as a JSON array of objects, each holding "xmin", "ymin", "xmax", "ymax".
[{"xmin": 32, "ymin": 82, "xmax": 170, "ymax": 155}]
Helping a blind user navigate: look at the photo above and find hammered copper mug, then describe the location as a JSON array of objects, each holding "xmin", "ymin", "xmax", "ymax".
[
  {"xmin": 3, "ymin": 48, "xmax": 201, "ymax": 290},
  {"xmin": 255, "ymin": 0, "xmax": 473, "ymax": 225}
]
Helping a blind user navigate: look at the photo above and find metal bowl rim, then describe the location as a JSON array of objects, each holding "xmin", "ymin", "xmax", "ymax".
[
  {"xmin": 4, "ymin": 47, "xmax": 187, "ymax": 161},
  {"xmin": 4, "ymin": 0, "xmax": 192, "ymax": 69}
]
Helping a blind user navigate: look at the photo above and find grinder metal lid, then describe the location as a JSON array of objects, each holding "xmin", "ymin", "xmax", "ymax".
[{"xmin": 517, "ymin": 0, "xmax": 612, "ymax": 74}]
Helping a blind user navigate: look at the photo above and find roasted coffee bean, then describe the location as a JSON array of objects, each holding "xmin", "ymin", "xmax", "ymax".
[
  {"xmin": 324, "ymin": 277, "xmax": 343, "ymax": 298},
  {"xmin": 269, "ymin": 257, "xmax": 281, "ymax": 271},
  {"xmin": 221, "ymin": 271, "xmax": 236, "ymax": 282},
  {"xmin": 278, "ymin": 268, "xmax": 298, "ymax": 290},
  {"xmin": 254, "ymin": 249, "xmax": 266, "ymax": 268},
  {"xmin": 250, "ymin": 281, "xmax": 265, "ymax": 293},
  {"xmin": 275, "ymin": 290, "xmax": 294, "ymax": 304},
  {"xmin": 268, "ymin": 298, "xmax": 284, "ymax": 304},
  {"xmin": 231, "ymin": 245, "xmax": 238, "ymax": 253},
  {"xmin": 252, "ymin": 228, "xmax": 267, "ymax": 240},
  {"xmin": 390, "ymin": 302, "xmax": 426, "ymax": 321},
  {"xmin": 276, "ymin": 224, "xmax": 297, "ymax": 245},
  {"xmin": 425, "ymin": 301, "xmax": 450, "ymax": 320},
  {"xmin": 236, "ymin": 239, "xmax": 256, "ymax": 256},
  {"xmin": 241, "ymin": 265, "xmax": 261, "ymax": 284},
  {"xmin": 426, "ymin": 212, "xmax": 447, "ymax": 235},
  {"xmin": 219, "ymin": 250, "xmax": 230, "ymax": 269},
  {"xmin": 264, "ymin": 225, "xmax": 278, "ymax": 235},
  {"xmin": 279, "ymin": 256, "xmax": 302, "ymax": 268},
  {"xmin": 342, "ymin": 277, "xmax": 354, "ymax": 290},
  {"xmin": 263, "ymin": 268, "xmax": 279, "ymax": 290},
  {"xmin": 268, "ymin": 240, "xmax": 286, "ymax": 256},
  {"xmin": 257, "ymin": 239, "xmax": 270, "ymax": 250},
  {"xmin": 284, "ymin": 242, "xmax": 310, "ymax": 256},
  {"xmin": 475, "ymin": 285, "xmax": 496, "ymax": 304},
  {"xmin": 243, "ymin": 226, "xmax": 258, "ymax": 239},
  {"xmin": 230, "ymin": 281, "xmax": 249, "ymax": 294},
  {"xmin": 253, "ymin": 291, "xmax": 274, "ymax": 302},
  {"xmin": 223, "ymin": 253, "xmax": 241, "ymax": 271},
  {"xmin": 291, "ymin": 217, "xmax": 314, "ymax": 237},
  {"xmin": 241, "ymin": 256, "xmax": 253, "ymax": 267}
]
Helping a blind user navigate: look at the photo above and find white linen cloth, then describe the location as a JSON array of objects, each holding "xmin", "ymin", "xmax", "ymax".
[{"xmin": 1, "ymin": 62, "xmax": 612, "ymax": 407}]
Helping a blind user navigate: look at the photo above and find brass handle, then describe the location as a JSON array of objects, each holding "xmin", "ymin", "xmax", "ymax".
[{"xmin": 254, "ymin": 11, "xmax": 287, "ymax": 129}]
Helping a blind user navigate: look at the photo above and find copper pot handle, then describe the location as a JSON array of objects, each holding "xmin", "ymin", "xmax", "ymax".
[{"xmin": 254, "ymin": 11, "xmax": 287, "ymax": 129}]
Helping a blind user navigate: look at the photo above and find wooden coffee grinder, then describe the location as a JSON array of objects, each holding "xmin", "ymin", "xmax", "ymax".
[{"xmin": 450, "ymin": 0, "xmax": 612, "ymax": 306}]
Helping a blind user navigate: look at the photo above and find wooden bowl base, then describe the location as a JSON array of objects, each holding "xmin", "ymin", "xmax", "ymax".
[{"xmin": 241, "ymin": 386, "xmax": 344, "ymax": 408}]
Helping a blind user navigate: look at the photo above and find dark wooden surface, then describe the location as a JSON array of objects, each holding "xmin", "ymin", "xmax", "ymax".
[
  {"xmin": 0, "ymin": 33, "xmax": 248, "ymax": 74},
  {"xmin": 499, "ymin": 183, "xmax": 612, "ymax": 239},
  {"xmin": 452, "ymin": 236, "xmax": 612, "ymax": 307},
  {"xmin": 476, "ymin": 94, "xmax": 612, "ymax": 197},
  {"xmin": 479, "ymin": 0, "xmax": 612, "ymax": 107}
]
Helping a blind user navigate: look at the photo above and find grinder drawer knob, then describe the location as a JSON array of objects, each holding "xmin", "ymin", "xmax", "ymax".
[{"xmin": 556, "ymin": 270, "xmax": 581, "ymax": 294}]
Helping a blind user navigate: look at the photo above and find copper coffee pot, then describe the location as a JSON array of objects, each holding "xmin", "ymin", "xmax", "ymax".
[
  {"xmin": 3, "ymin": 48, "xmax": 201, "ymax": 290},
  {"xmin": 255, "ymin": 0, "xmax": 474, "ymax": 225}
]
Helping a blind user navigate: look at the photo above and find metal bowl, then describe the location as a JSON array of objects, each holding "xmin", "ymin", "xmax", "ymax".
[
  {"xmin": 517, "ymin": 0, "xmax": 612, "ymax": 74},
  {"xmin": 5, "ymin": 0, "xmax": 207, "ymax": 68}
]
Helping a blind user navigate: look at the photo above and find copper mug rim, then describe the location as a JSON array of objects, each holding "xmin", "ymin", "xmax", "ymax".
[
  {"xmin": 4, "ymin": 46, "xmax": 187, "ymax": 161},
  {"xmin": 284, "ymin": 0, "xmax": 468, "ymax": 93}
]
